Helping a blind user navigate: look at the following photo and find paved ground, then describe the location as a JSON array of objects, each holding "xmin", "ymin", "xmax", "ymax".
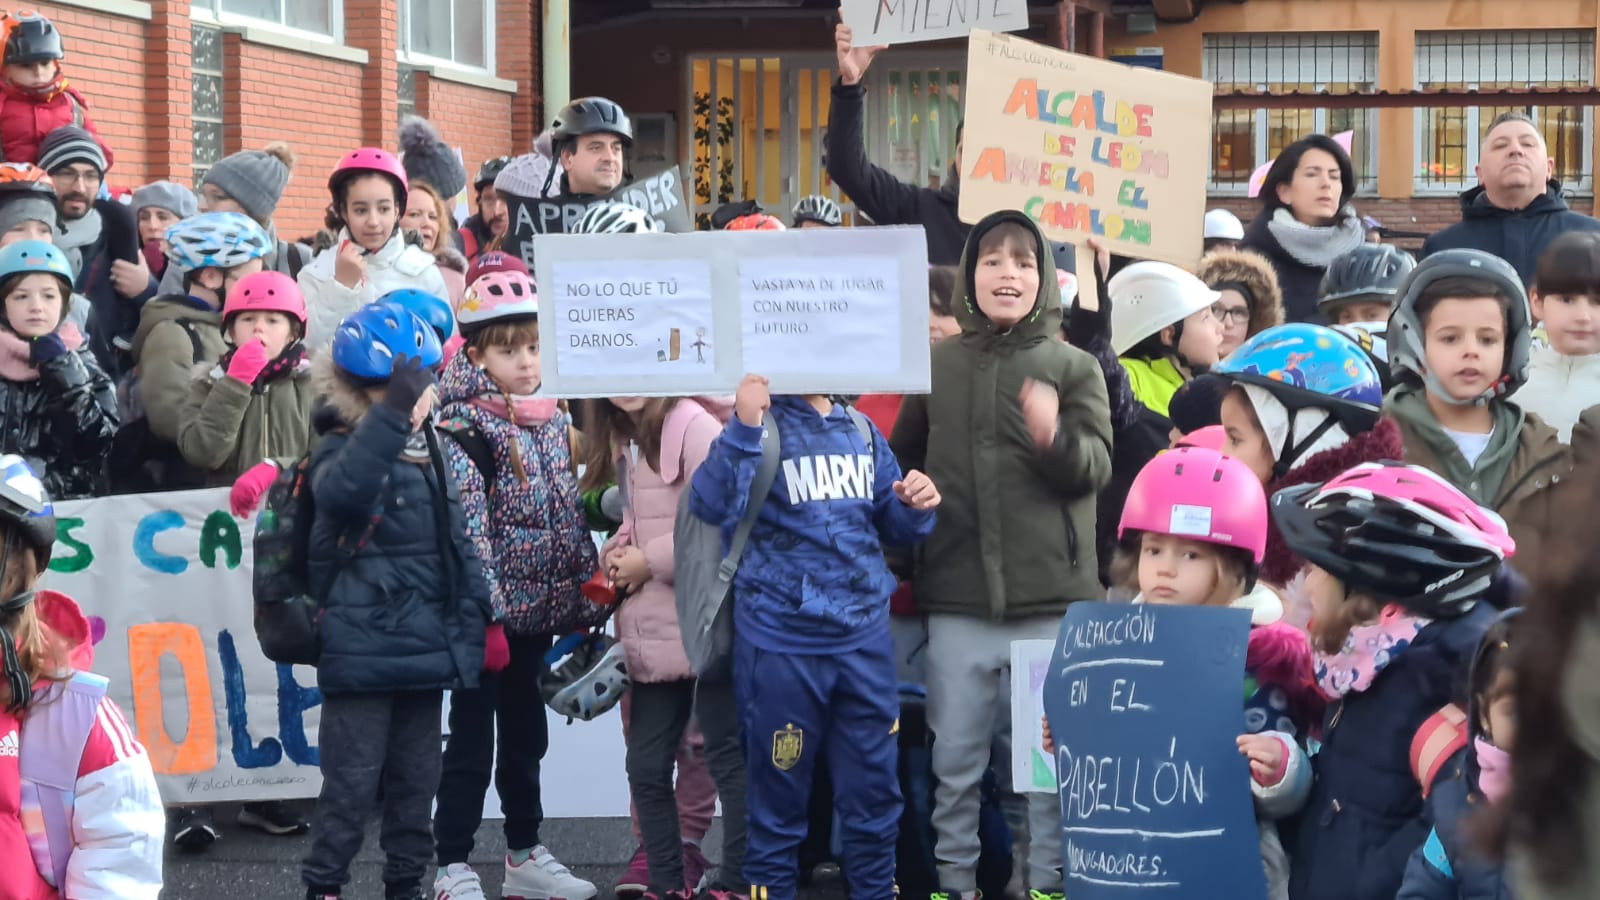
[{"xmin": 159, "ymin": 809, "xmax": 847, "ymax": 900}]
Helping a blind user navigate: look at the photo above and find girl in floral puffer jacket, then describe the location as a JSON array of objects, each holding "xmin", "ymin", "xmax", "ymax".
[
  {"xmin": 580, "ymin": 395, "xmax": 746, "ymax": 898},
  {"xmin": 429, "ymin": 268, "xmax": 599, "ymax": 900}
]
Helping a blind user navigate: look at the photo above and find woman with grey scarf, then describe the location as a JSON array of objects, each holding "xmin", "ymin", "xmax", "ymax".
[{"xmin": 1240, "ymin": 134, "xmax": 1366, "ymax": 324}]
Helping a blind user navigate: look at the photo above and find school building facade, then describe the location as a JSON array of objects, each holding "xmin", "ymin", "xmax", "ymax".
[{"xmin": 41, "ymin": 0, "xmax": 1600, "ymax": 241}]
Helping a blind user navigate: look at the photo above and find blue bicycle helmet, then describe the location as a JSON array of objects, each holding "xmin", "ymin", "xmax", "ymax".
[
  {"xmin": 0, "ymin": 240, "xmax": 72, "ymax": 292},
  {"xmin": 380, "ymin": 288, "xmax": 454, "ymax": 343},
  {"xmin": 164, "ymin": 211, "xmax": 273, "ymax": 274},
  {"xmin": 330, "ymin": 301, "xmax": 443, "ymax": 382},
  {"xmin": 1216, "ymin": 323, "xmax": 1383, "ymax": 427}
]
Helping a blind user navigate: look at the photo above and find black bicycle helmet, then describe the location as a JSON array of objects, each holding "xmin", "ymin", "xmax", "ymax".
[
  {"xmin": 4, "ymin": 13, "xmax": 62, "ymax": 65},
  {"xmin": 550, "ymin": 97, "xmax": 633, "ymax": 146},
  {"xmin": 1269, "ymin": 461, "xmax": 1515, "ymax": 619},
  {"xmin": 474, "ymin": 155, "xmax": 511, "ymax": 192},
  {"xmin": 1317, "ymin": 244, "xmax": 1416, "ymax": 315}
]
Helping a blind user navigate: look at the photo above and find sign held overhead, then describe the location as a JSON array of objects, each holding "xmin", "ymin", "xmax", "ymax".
[{"xmin": 839, "ymin": 0, "xmax": 1028, "ymax": 47}]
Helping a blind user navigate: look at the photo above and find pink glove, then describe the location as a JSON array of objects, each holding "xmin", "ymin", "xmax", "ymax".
[
  {"xmin": 227, "ymin": 339, "xmax": 271, "ymax": 384},
  {"xmin": 483, "ymin": 624, "xmax": 510, "ymax": 673},
  {"xmin": 230, "ymin": 461, "xmax": 279, "ymax": 518}
]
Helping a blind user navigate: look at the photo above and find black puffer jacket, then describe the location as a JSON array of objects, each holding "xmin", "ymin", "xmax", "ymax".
[
  {"xmin": 0, "ymin": 330, "xmax": 118, "ymax": 499},
  {"xmin": 1422, "ymin": 181, "xmax": 1600, "ymax": 285},
  {"xmin": 306, "ymin": 357, "xmax": 492, "ymax": 694}
]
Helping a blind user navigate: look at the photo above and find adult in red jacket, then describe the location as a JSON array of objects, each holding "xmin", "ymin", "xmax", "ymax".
[{"xmin": 826, "ymin": 24, "xmax": 969, "ymax": 266}]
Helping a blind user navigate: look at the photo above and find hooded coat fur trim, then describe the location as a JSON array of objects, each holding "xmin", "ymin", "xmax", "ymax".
[{"xmin": 1199, "ymin": 247, "xmax": 1285, "ymax": 339}]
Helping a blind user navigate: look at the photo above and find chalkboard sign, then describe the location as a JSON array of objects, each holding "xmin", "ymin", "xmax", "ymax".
[
  {"xmin": 1042, "ymin": 602, "xmax": 1266, "ymax": 900},
  {"xmin": 502, "ymin": 164, "xmax": 694, "ymax": 269}
]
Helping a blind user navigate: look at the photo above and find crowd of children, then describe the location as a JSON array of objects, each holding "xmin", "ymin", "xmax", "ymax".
[{"xmin": 5, "ymin": 7, "xmax": 1600, "ymax": 900}]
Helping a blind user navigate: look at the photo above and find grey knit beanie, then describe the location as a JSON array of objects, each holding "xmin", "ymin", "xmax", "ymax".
[
  {"xmin": 399, "ymin": 116, "xmax": 467, "ymax": 200},
  {"xmin": 202, "ymin": 142, "xmax": 294, "ymax": 223},
  {"xmin": 132, "ymin": 180, "xmax": 199, "ymax": 220},
  {"xmin": 0, "ymin": 195, "xmax": 57, "ymax": 235},
  {"xmin": 494, "ymin": 152, "xmax": 562, "ymax": 200}
]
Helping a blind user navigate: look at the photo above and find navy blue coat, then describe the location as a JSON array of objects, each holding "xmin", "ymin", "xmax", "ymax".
[
  {"xmin": 1286, "ymin": 604, "xmax": 1495, "ymax": 900},
  {"xmin": 1396, "ymin": 747, "xmax": 1514, "ymax": 900},
  {"xmin": 1421, "ymin": 181, "xmax": 1600, "ymax": 287},
  {"xmin": 306, "ymin": 372, "xmax": 493, "ymax": 694}
]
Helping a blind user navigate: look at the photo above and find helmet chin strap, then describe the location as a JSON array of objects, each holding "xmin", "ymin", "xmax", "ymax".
[
  {"xmin": 1272, "ymin": 409, "xmax": 1340, "ymax": 480},
  {"xmin": 1423, "ymin": 369, "xmax": 1512, "ymax": 408}
]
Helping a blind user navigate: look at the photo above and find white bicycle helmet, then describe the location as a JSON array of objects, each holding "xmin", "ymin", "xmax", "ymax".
[
  {"xmin": 575, "ymin": 201, "xmax": 658, "ymax": 235},
  {"xmin": 1388, "ymin": 248, "xmax": 1531, "ymax": 406},
  {"xmin": 792, "ymin": 194, "xmax": 842, "ymax": 227},
  {"xmin": 1108, "ymin": 261, "xmax": 1221, "ymax": 356},
  {"xmin": 164, "ymin": 211, "xmax": 273, "ymax": 274},
  {"xmin": 539, "ymin": 632, "xmax": 629, "ymax": 721}
]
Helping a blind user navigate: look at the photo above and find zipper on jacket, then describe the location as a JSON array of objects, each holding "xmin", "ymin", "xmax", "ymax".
[
  {"xmin": 261, "ymin": 385, "xmax": 271, "ymax": 463},
  {"xmin": 1063, "ymin": 511, "xmax": 1079, "ymax": 568}
]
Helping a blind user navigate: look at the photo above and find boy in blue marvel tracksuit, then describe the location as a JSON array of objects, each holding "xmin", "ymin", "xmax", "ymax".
[{"xmin": 689, "ymin": 373, "xmax": 941, "ymax": 900}]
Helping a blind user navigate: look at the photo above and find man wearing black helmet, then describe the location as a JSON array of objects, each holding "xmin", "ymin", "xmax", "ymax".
[
  {"xmin": 460, "ymin": 155, "xmax": 511, "ymax": 261},
  {"xmin": 548, "ymin": 97, "xmax": 631, "ymax": 199}
]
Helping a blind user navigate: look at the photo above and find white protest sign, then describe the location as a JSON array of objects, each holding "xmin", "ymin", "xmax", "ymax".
[
  {"xmin": 1010, "ymin": 639, "xmax": 1057, "ymax": 793},
  {"xmin": 40, "ymin": 488, "xmax": 633, "ymax": 817},
  {"xmin": 840, "ymin": 0, "xmax": 1028, "ymax": 46},
  {"xmin": 535, "ymin": 226, "xmax": 931, "ymax": 398}
]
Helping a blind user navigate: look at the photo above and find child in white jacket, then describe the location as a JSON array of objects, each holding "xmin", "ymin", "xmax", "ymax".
[
  {"xmin": 1517, "ymin": 230, "xmax": 1600, "ymax": 442},
  {"xmin": 298, "ymin": 147, "xmax": 447, "ymax": 351}
]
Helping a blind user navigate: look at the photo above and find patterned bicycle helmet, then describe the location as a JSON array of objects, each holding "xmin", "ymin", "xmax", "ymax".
[
  {"xmin": 1215, "ymin": 323, "xmax": 1383, "ymax": 431},
  {"xmin": 540, "ymin": 632, "xmax": 629, "ymax": 722},
  {"xmin": 725, "ymin": 213, "xmax": 786, "ymax": 232},
  {"xmin": 1389, "ymin": 248, "xmax": 1531, "ymax": 405},
  {"xmin": 163, "ymin": 212, "xmax": 273, "ymax": 274},
  {"xmin": 0, "ymin": 240, "xmax": 71, "ymax": 291},
  {"xmin": 380, "ymin": 288, "xmax": 454, "ymax": 343},
  {"xmin": 328, "ymin": 148, "xmax": 410, "ymax": 214},
  {"xmin": 574, "ymin": 201, "xmax": 658, "ymax": 235},
  {"xmin": 792, "ymin": 194, "xmax": 843, "ymax": 227},
  {"xmin": 1270, "ymin": 461, "xmax": 1515, "ymax": 618},
  {"xmin": 330, "ymin": 301, "xmax": 443, "ymax": 382},
  {"xmin": 458, "ymin": 269, "xmax": 538, "ymax": 333},
  {"xmin": 0, "ymin": 162, "xmax": 53, "ymax": 197},
  {"xmin": 0, "ymin": 454, "xmax": 54, "ymax": 568},
  {"xmin": 224, "ymin": 271, "xmax": 307, "ymax": 325}
]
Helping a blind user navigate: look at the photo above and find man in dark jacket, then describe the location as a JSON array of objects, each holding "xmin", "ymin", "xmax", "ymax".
[
  {"xmin": 1422, "ymin": 111, "xmax": 1600, "ymax": 283},
  {"xmin": 39, "ymin": 125, "xmax": 153, "ymax": 378},
  {"xmin": 827, "ymin": 24, "xmax": 969, "ymax": 265}
]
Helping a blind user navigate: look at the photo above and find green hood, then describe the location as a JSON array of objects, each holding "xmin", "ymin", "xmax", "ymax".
[
  {"xmin": 132, "ymin": 295, "xmax": 223, "ymax": 361},
  {"xmin": 953, "ymin": 210, "xmax": 1062, "ymax": 346}
]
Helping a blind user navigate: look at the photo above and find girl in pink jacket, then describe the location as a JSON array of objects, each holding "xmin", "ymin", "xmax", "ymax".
[{"xmin": 582, "ymin": 396, "xmax": 748, "ymax": 900}]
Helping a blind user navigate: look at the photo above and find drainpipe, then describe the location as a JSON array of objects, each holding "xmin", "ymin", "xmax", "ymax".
[{"xmin": 543, "ymin": 0, "xmax": 571, "ymax": 118}]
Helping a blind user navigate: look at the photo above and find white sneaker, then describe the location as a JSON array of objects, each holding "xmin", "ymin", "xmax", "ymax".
[
  {"xmin": 504, "ymin": 846, "xmax": 598, "ymax": 900},
  {"xmin": 434, "ymin": 863, "xmax": 488, "ymax": 900}
]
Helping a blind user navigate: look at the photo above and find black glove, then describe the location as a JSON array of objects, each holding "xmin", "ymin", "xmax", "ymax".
[
  {"xmin": 28, "ymin": 333, "xmax": 67, "ymax": 366},
  {"xmin": 381, "ymin": 353, "xmax": 434, "ymax": 415}
]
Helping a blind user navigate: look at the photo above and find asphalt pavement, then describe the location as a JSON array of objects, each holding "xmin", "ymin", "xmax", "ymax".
[{"xmin": 159, "ymin": 810, "xmax": 848, "ymax": 900}]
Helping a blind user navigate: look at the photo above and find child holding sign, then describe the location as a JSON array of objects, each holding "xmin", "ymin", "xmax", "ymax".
[
  {"xmin": 1, "ymin": 454, "xmax": 163, "ymax": 899},
  {"xmin": 690, "ymin": 373, "xmax": 939, "ymax": 900},
  {"xmin": 890, "ymin": 210, "xmax": 1111, "ymax": 900},
  {"xmin": 1270, "ymin": 462, "xmax": 1509, "ymax": 900}
]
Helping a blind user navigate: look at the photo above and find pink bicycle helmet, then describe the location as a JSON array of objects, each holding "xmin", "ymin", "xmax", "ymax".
[
  {"xmin": 457, "ymin": 269, "xmax": 538, "ymax": 334},
  {"xmin": 224, "ymin": 271, "xmax": 307, "ymax": 324},
  {"xmin": 1119, "ymin": 447, "xmax": 1269, "ymax": 563},
  {"xmin": 1270, "ymin": 461, "xmax": 1514, "ymax": 618},
  {"xmin": 329, "ymin": 148, "xmax": 410, "ymax": 213}
]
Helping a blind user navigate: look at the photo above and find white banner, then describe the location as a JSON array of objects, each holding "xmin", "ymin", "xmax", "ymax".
[
  {"xmin": 534, "ymin": 225, "xmax": 933, "ymax": 398},
  {"xmin": 40, "ymin": 488, "xmax": 631, "ymax": 817}
]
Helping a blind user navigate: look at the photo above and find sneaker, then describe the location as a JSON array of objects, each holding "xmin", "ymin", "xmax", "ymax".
[
  {"xmin": 682, "ymin": 842, "xmax": 712, "ymax": 893},
  {"xmin": 1027, "ymin": 890, "xmax": 1064, "ymax": 900},
  {"xmin": 384, "ymin": 882, "xmax": 425, "ymax": 900},
  {"xmin": 172, "ymin": 807, "xmax": 219, "ymax": 852},
  {"xmin": 237, "ymin": 800, "xmax": 310, "ymax": 836},
  {"xmin": 304, "ymin": 891, "xmax": 339, "ymax": 900},
  {"xmin": 434, "ymin": 863, "xmax": 488, "ymax": 900},
  {"xmin": 615, "ymin": 844, "xmax": 651, "ymax": 898},
  {"xmin": 699, "ymin": 883, "xmax": 748, "ymax": 900},
  {"xmin": 931, "ymin": 892, "xmax": 982, "ymax": 900},
  {"xmin": 504, "ymin": 845, "xmax": 598, "ymax": 900}
]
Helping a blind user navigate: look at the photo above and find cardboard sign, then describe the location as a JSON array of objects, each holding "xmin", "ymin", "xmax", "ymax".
[
  {"xmin": 840, "ymin": 0, "xmax": 1027, "ymax": 46},
  {"xmin": 1011, "ymin": 638, "xmax": 1058, "ymax": 793},
  {"xmin": 39, "ymin": 488, "xmax": 634, "ymax": 817},
  {"xmin": 959, "ymin": 29, "xmax": 1214, "ymax": 268},
  {"xmin": 1042, "ymin": 602, "xmax": 1266, "ymax": 899},
  {"xmin": 534, "ymin": 225, "xmax": 932, "ymax": 398},
  {"xmin": 503, "ymin": 164, "xmax": 694, "ymax": 268}
]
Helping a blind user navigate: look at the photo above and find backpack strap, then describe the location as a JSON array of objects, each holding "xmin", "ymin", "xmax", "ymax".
[
  {"xmin": 718, "ymin": 412, "xmax": 781, "ymax": 582},
  {"xmin": 438, "ymin": 419, "xmax": 497, "ymax": 495},
  {"xmin": 175, "ymin": 318, "xmax": 206, "ymax": 365},
  {"xmin": 283, "ymin": 241, "xmax": 311, "ymax": 280},
  {"xmin": 19, "ymin": 671, "xmax": 110, "ymax": 889},
  {"xmin": 1411, "ymin": 703, "xmax": 1469, "ymax": 798},
  {"xmin": 844, "ymin": 405, "xmax": 875, "ymax": 455}
]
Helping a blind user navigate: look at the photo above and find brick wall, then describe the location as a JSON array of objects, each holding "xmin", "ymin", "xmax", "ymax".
[
  {"xmin": 414, "ymin": 72, "xmax": 515, "ymax": 202},
  {"xmin": 1207, "ymin": 194, "xmax": 1599, "ymax": 253},
  {"xmin": 36, "ymin": 2, "xmax": 152, "ymax": 186}
]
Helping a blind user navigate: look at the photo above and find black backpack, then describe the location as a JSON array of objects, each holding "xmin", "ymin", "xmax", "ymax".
[
  {"xmin": 108, "ymin": 318, "xmax": 210, "ymax": 495},
  {"xmin": 251, "ymin": 448, "xmax": 379, "ymax": 666}
]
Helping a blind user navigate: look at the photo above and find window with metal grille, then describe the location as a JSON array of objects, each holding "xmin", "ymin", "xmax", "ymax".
[
  {"xmin": 191, "ymin": 23, "xmax": 224, "ymax": 192},
  {"xmin": 1414, "ymin": 30, "xmax": 1593, "ymax": 194},
  {"xmin": 398, "ymin": 64, "xmax": 417, "ymax": 122},
  {"xmin": 1202, "ymin": 33, "xmax": 1379, "ymax": 195}
]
